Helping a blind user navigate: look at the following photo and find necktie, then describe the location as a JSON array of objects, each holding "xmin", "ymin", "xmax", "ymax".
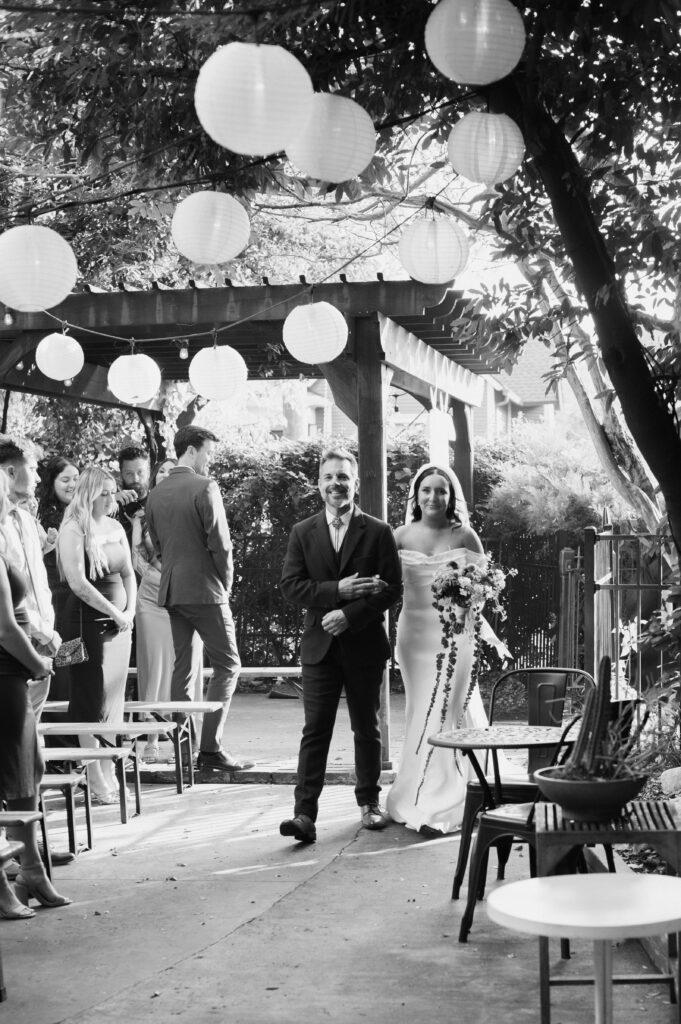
[{"xmin": 331, "ymin": 516, "xmax": 344, "ymax": 530}]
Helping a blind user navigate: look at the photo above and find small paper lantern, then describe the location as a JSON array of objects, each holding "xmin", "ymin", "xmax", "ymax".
[
  {"xmin": 171, "ymin": 192, "xmax": 250, "ymax": 264},
  {"xmin": 108, "ymin": 353, "xmax": 161, "ymax": 405},
  {"xmin": 286, "ymin": 93, "xmax": 376, "ymax": 183},
  {"xmin": 189, "ymin": 344, "xmax": 248, "ymax": 401},
  {"xmin": 282, "ymin": 302, "xmax": 348, "ymax": 364},
  {"xmin": 447, "ymin": 111, "xmax": 524, "ymax": 186},
  {"xmin": 194, "ymin": 41, "xmax": 313, "ymax": 157},
  {"xmin": 398, "ymin": 218, "xmax": 469, "ymax": 284},
  {"xmin": 35, "ymin": 332, "xmax": 84, "ymax": 381},
  {"xmin": 425, "ymin": 0, "xmax": 526, "ymax": 86},
  {"xmin": 0, "ymin": 225, "xmax": 78, "ymax": 312}
]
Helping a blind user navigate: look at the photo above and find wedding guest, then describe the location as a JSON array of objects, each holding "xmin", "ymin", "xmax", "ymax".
[
  {"xmin": 37, "ymin": 455, "xmax": 80, "ymax": 591},
  {"xmin": 115, "ymin": 445, "xmax": 150, "ymax": 551},
  {"xmin": 386, "ymin": 464, "xmax": 507, "ymax": 837},
  {"xmin": 0, "ymin": 471, "xmax": 71, "ymax": 918},
  {"xmin": 57, "ymin": 466, "xmax": 136, "ymax": 803},
  {"xmin": 131, "ymin": 457, "xmax": 203, "ymax": 762},
  {"xmin": 279, "ymin": 447, "xmax": 402, "ymax": 843},
  {"xmin": 146, "ymin": 426, "xmax": 252, "ymax": 772},
  {"xmin": 0, "ymin": 436, "xmax": 62, "ymax": 721},
  {"xmin": 37, "ymin": 455, "xmax": 80, "ymax": 701}
]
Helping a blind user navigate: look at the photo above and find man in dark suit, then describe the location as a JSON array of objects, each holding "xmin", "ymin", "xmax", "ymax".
[
  {"xmin": 146, "ymin": 425, "xmax": 252, "ymax": 772},
  {"xmin": 279, "ymin": 447, "xmax": 402, "ymax": 843}
]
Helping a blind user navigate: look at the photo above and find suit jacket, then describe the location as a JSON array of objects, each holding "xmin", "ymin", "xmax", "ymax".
[
  {"xmin": 280, "ymin": 508, "xmax": 402, "ymax": 667},
  {"xmin": 146, "ymin": 466, "xmax": 233, "ymax": 607}
]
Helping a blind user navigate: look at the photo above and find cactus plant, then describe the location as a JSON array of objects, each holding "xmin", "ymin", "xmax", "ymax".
[{"xmin": 556, "ymin": 656, "xmax": 651, "ymax": 780}]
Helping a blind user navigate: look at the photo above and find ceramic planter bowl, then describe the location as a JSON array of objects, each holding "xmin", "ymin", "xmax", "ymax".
[{"xmin": 533, "ymin": 767, "xmax": 648, "ymax": 822}]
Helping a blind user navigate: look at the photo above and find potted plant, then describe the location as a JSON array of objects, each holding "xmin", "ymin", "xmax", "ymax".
[{"xmin": 533, "ymin": 656, "xmax": 658, "ymax": 821}]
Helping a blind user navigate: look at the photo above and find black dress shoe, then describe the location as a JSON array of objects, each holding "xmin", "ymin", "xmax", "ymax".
[
  {"xmin": 40, "ymin": 846, "xmax": 76, "ymax": 867},
  {"xmin": 197, "ymin": 749, "xmax": 255, "ymax": 772},
  {"xmin": 279, "ymin": 814, "xmax": 317, "ymax": 843},
  {"xmin": 360, "ymin": 804, "xmax": 390, "ymax": 830}
]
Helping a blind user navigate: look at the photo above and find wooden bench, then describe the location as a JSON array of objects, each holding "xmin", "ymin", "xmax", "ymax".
[
  {"xmin": 0, "ymin": 825, "xmax": 34, "ymax": 1003},
  {"xmin": 39, "ymin": 773, "xmax": 92, "ymax": 859},
  {"xmin": 123, "ymin": 700, "xmax": 223, "ymax": 792},
  {"xmin": 40, "ymin": 741, "xmax": 138, "ymax": 823}
]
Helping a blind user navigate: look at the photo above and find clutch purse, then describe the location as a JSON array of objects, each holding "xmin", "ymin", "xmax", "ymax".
[{"xmin": 54, "ymin": 636, "xmax": 89, "ymax": 668}]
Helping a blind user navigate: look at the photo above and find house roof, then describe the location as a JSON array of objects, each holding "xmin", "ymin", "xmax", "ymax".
[{"xmin": 494, "ymin": 337, "xmax": 558, "ymax": 405}]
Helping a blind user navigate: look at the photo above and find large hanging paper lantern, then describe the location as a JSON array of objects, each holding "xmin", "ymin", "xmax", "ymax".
[
  {"xmin": 189, "ymin": 344, "xmax": 248, "ymax": 401},
  {"xmin": 171, "ymin": 192, "xmax": 250, "ymax": 264},
  {"xmin": 282, "ymin": 302, "xmax": 348, "ymax": 364},
  {"xmin": 425, "ymin": 0, "xmax": 526, "ymax": 86},
  {"xmin": 194, "ymin": 42, "xmax": 313, "ymax": 157},
  {"xmin": 286, "ymin": 93, "xmax": 376, "ymax": 183},
  {"xmin": 447, "ymin": 111, "xmax": 524, "ymax": 186},
  {"xmin": 108, "ymin": 353, "xmax": 161, "ymax": 405},
  {"xmin": 398, "ymin": 218, "xmax": 469, "ymax": 284},
  {"xmin": 0, "ymin": 225, "xmax": 78, "ymax": 312},
  {"xmin": 35, "ymin": 332, "xmax": 84, "ymax": 381}
]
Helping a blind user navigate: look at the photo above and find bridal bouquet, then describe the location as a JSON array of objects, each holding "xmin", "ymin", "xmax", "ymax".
[
  {"xmin": 431, "ymin": 559, "xmax": 510, "ymax": 617},
  {"xmin": 415, "ymin": 557, "xmax": 515, "ymax": 802}
]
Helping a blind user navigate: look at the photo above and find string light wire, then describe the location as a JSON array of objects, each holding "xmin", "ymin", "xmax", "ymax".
[{"xmin": 39, "ymin": 180, "xmax": 456, "ymax": 351}]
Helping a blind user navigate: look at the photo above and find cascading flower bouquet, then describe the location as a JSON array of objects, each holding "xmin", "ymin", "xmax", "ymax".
[{"xmin": 415, "ymin": 556, "xmax": 516, "ymax": 801}]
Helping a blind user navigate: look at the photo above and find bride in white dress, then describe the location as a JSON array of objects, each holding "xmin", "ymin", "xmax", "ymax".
[{"xmin": 387, "ymin": 464, "xmax": 501, "ymax": 836}]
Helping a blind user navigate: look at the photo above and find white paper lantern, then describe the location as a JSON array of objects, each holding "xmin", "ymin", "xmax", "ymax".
[
  {"xmin": 0, "ymin": 225, "xmax": 78, "ymax": 312},
  {"xmin": 108, "ymin": 353, "xmax": 161, "ymax": 405},
  {"xmin": 398, "ymin": 219, "xmax": 469, "ymax": 284},
  {"xmin": 171, "ymin": 192, "xmax": 250, "ymax": 264},
  {"xmin": 189, "ymin": 344, "xmax": 248, "ymax": 401},
  {"xmin": 447, "ymin": 111, "xmax": 524, "ymax": 186},
  {"xmin": 35, "ymin": 332, "xmax": 84, "ymax": 381},
  {"xmin": 425, "ymin": 0, "xmax": 526, "ymax": 86},
  {"xmin": 286, "ymin": 93, "xmax": 376, "ymax": 183},
  {"xmin": 282, "ymin": 302, "xmax": 348, "ymax": 364},
  {"xmin": 194, "ymin": 41, "xmax": 313, "ymax": 157}
]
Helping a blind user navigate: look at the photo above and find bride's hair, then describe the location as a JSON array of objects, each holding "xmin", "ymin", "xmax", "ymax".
[{"xmin": 409, "ymin": 465, "xmax": 460, "ymax": 524}]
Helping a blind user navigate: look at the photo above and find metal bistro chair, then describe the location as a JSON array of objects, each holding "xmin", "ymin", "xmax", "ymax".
[
  {"xmin": 451, "ymin": 667, "xmax": 596, "ymax": 902},
  {"xmin": 458, "ymin": 715, "xmax": 584, "ymax": 943}
]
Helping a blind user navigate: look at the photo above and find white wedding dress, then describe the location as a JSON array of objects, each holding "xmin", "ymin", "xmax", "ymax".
[{"xmin": 387, "ymin": 547, "xmax": 490, "ymax": 834}]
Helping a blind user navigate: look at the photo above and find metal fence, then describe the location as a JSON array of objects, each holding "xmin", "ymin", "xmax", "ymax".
[{"xmin": 582, "ymin": 526, "xmax": 676, "ymax": 697}]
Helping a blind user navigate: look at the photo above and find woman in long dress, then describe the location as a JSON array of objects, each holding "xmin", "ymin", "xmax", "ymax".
[
  {"xmin": 0, "ymin": 471, "xmax": 71, "ymax": 917},
  {"xmin": 130, "ymin": 458, "xmax": 203, "ymax": 762},
  {"xmin": 386, "ymin": 464, "xmax": 495, "ymax": 836},
  {"xmin": 37, "ymin": 455, "xmax": 79, "ymax": 701},
  {"xmin": 57, "ymin": 467, "xmax": 136, "ymax": 803}
]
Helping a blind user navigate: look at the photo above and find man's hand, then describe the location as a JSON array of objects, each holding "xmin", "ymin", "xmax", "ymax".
[
  {"xmin": 337, "ymin": 572, "xmax": 389, "ymax": 600},
  {"xmin": 321, "ymin": 610, "xmax": 350, "ymax": 636},
  {"xmin": 115, "ymin": 489, "xmax": 140, "ymax": 509}
]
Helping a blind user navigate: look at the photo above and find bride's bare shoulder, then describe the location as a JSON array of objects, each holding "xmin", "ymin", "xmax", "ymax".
[
  {"xmin": 393, "ymin": 523, "xmax": 412, "ymax": 549},
  {"xmin": 452, "ymin": 523, "xmax": 484, "ymax": 553}
]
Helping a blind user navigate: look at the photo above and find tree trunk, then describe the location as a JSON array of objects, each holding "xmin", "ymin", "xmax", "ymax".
[{"xmin": 490, "ymin": 83, "xmax": 681, "ymax": 555}]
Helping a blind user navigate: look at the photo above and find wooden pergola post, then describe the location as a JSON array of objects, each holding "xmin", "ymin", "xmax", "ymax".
[
  {"xmin": 451, "ymin": 399, "xmax": 474, "ymax": 509},
  {"xmin": 354, "ymin": 314, "xmax": 393, "ymax": 768}
]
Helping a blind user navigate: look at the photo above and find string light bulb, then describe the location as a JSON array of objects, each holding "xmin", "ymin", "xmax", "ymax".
[
  {"xmin": 3, "ymin": 309, "xmax": 14, "ymax": 326},
  {"xmin": 179, "ymin": 342, "xmax": 189, "ymax": 360}
]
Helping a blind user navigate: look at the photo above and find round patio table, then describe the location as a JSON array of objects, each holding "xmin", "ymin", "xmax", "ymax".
[
  {"xmin": 487, "ymin": 874, "xmax": 681, "ymax": 1024},
  {"xmin": 429, "ymin": 724, "xmax": 566, "ymax": 807}
]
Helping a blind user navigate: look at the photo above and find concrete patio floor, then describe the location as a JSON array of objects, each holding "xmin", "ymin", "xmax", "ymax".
[{"xmin": 2, "ymin": 691, "xmax": 677, "ymax": 1024}]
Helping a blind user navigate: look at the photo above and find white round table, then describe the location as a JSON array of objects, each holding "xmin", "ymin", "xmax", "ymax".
[{"xmin": 487, "ymin": 874, "xmax": 681, "ymax": 1024}]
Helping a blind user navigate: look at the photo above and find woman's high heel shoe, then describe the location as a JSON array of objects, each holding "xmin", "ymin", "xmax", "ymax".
[
  {"xmin": 91, "ymin": 787, "xmax": 118, "ymax": 806},
  {"xmin": 14, "ymin": 871, "xmax": 72, "ymax": 909},
  {"xmin": 0, "ymin": 895, "xmax": 35, "ymax": 919}
]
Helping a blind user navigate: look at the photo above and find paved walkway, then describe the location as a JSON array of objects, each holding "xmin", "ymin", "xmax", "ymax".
[{"xmin": 2, "ymin": 692, "xmax": 676, "ymax": 1024}]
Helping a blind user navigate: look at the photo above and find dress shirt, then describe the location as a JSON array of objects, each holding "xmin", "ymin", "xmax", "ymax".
[
  {"xmin": 325, "ymin": 506, "xmax": 355, "ymax": 553},
  {"xmin": 6, "ymin": 504, "xmax": 56, "ymax": 644}
]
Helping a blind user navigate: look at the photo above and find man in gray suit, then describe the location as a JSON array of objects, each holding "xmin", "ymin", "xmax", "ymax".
[{"xmin": 146, "ymin": 425, "xmax": 252, "ymax": 772}]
